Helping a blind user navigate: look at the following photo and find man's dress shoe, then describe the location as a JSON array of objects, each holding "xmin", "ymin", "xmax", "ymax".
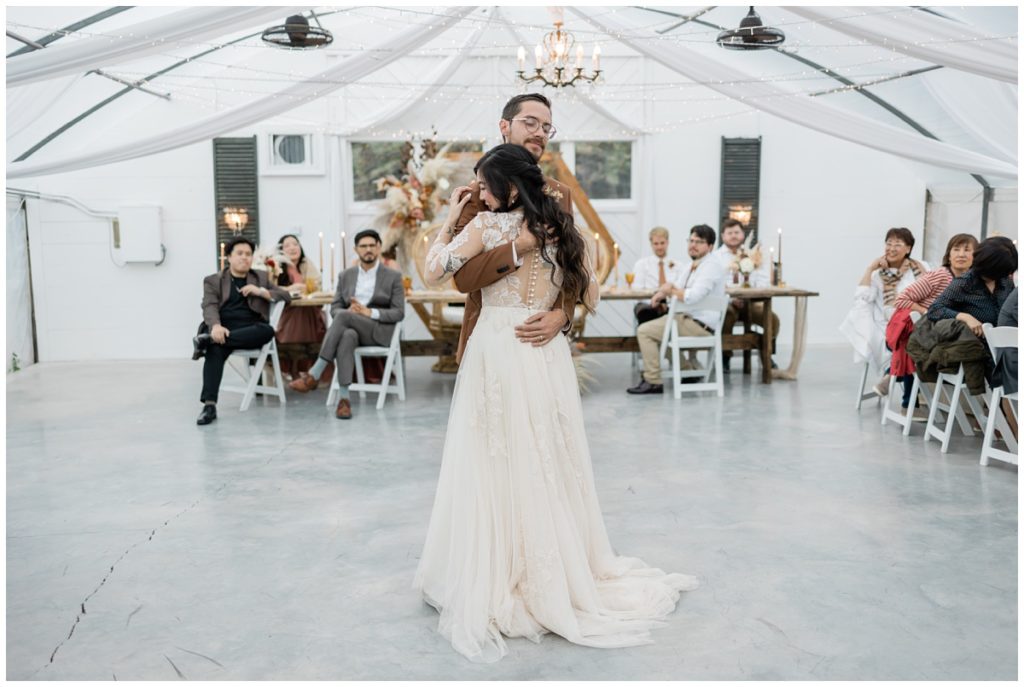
[
  {"xmin": 196, "ymin": 405, "xmax": 217, "ymax": 425},
  {"xmin": 626, "ymin": 380, "xmax": 664, "ymax": 394}
]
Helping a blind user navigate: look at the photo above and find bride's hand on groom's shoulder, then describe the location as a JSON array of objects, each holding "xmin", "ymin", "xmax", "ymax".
[{"xmin": 444, "ymin": 186, "xmax": 473, "ymax": 228}]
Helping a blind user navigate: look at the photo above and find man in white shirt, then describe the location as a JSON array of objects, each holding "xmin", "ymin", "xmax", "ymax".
[
  {"xmin": 289, "ymin": 229, "xmax": 405, "ymax": 419},
  {"xmin": 714, "ymin": 218, "xmax": 779, "ymax": 372},
  {"xmin": 631, "ymin": 226, "xmax": 686, "ymax": 324},
  {"xmin": 628, "ymin": 224, "xmax": 727, "ymax": 394}
]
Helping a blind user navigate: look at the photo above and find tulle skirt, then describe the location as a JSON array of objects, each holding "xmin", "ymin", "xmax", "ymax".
[{"xmin": 414, "ymin": 306, "xmax": 698, "ymax": 663}]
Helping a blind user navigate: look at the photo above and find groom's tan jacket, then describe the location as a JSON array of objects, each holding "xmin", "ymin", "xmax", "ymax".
[{"xmin": 451, "ymin": 177, "xmax": 574, "ymax": 364}]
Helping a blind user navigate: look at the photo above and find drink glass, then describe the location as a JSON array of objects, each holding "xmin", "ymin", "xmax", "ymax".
[{"xmin": 624, "ymin": 272, "xmax": 635, "ymax": 288}]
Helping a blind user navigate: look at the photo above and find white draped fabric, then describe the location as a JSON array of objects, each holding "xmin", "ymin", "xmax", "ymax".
[
  {"xmin": 7, "ymin": 7, "xmax": 477, "ymax": 179},
  {"xmin": 344, "ymin": 10, "xmax": 491, "ymax": 136},
  {"xmin": 6, "ymin": 6, "xmax": 290, "ymax": 87},
  {"xmin": 786, "ymin": 6, "xmax": 1017, "ymax": 84},
  {"xmin": 919, "ymin": 69, "xmax": 1018, "ymax": 165},
  {"xmin": 574, "ymin": 9, "xmax": 1017, "ymax": 180}
]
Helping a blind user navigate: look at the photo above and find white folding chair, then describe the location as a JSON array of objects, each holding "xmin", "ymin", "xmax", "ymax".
[
  {"xmin": 855, "ymin": 362, "xmax": 882, "ymax": 410},
  {"xmin": 881, "ymin": 312, "xmax": 930, "ymax": 435},
  {"xmin": 220, "ymin": 300, "xmax": 287, "ymax": 412},
  {"xmin": 327, "ymin": 320, "xmax": 406, "ymax": 410},
  {"xmin": 922, "ymin": 363, "xmax": 987, "ymax": 453},
  {"xmin": 980, "ymin": 323, "xmax": 1018, "ymax": 467},
  {"xmin": 657, "ymin": 292, "xmax": 729, "ymax": 398}
]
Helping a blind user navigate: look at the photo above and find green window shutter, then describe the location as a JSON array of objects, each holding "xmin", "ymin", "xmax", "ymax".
[
  {"xmin": 213, "ymin": 136, "xmax": 260, "ymax": 267},
  {"xmin": 719, "ymin": 137, "xmax": 762, "ymax": 245}
]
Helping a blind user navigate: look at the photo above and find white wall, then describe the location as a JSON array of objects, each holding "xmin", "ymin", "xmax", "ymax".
[
  {"xmin": 21, "ymin": 142, "xmax": 215, "ymax": 361},
  {"xmin": 18, "ymin": 112, "xmax": 1010, "ymax": 362}
]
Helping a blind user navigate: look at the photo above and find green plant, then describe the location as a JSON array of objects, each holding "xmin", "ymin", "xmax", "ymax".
[{"xmin": 8, "ymin": 352, "xmax": 20, "ymax": 373}]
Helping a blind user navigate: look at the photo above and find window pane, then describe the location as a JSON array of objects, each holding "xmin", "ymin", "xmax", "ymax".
[
  {"xmin": 351, "ymin": 142, "xmax": 406, "ymax": 201},
  {"xmin": 575, "ymin": 141, "xmax": 632, "ymax": 200},
  {"xmin": 274, "ymin": 134, "xmax": 306, "ymax": 164},
  {"xmin": 440, "ymin": 141, "xmax": 484, "ymax": 154}
]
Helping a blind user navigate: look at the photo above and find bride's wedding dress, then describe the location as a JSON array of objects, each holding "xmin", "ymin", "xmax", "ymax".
[{"xmin": 415, "ymin": 208, "xmax": 698, "ymax": 662}]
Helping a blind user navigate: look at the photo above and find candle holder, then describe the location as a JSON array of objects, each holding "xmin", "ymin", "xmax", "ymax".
[{"xmin": 774, "ymin": 260, "xmax": 786, "ymax": 288}]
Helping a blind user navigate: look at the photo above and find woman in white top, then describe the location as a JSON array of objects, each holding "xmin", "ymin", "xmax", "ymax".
[
  {"xmin": 839, "ymin": 227, "xmax": 929, "ymax": 394},
  {"xmin": 415, "ymin": 144, "xmax": 697, "ymax": 663}
]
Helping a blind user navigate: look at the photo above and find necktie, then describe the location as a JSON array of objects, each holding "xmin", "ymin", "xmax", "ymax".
[{"xmin": 657, "ymin": 259, "xmax": 666, "ymax": 286}]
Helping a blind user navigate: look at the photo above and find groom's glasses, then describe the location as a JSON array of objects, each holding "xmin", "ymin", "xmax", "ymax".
[{"xmin": 508, "ymin": 116, "xmax": 557, "ymax": 140}]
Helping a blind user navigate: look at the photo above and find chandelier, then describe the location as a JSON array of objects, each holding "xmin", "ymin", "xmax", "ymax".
[{"xmin": 516, "ymin": 21, "xmax": 601, "ymax": 89}]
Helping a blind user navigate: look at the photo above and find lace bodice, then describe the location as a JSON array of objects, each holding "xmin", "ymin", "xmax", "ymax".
[{"xmin": 425, "ymin": 209, "xmax": 599, "ymax": 311}]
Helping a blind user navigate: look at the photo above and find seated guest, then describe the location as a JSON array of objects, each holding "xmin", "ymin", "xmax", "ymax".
[
  {"xmin": 631, "ymin": 226, "xmax": 684, "ymax": 324},
  {"xmin": 995, "ymin": 286, "xmax": 1018, "ymax": 396},
  {"xmin": 275, "ymin": 233, "xmax": 327, "ymax": 380},
  {"xmin": 194, "ymin": 236, "xmax": 292, "ymax": 425},
  {"xmin": 994, "ymin": 286, "xmax": 1018, "ymax": 440},
  {"xmin": 714, "ymin": 218, "xmax": 779, "ymax": 372},
  {"xmin": 628, "ymin": 224, "xmax": 727, "ymax": 394},
  {"xmin": 839, "ymin": 227, "xmax": 929, "ymax": 396},
  {"xmin": 927, "ymin": 236, "xmax": 1017, "ymax": 332},
  {"xmin": 887, "ymin": 233, "xmax": 978, "ymax": 411},
  {"xmin": 894, "ymin": 233, "xmax": 978, "ymax": 314},
  {"xmin": 288, "ymin": 229, "xmax": 405, "ymax": 420}
]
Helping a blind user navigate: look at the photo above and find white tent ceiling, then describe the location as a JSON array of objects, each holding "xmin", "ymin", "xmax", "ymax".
[{"xmin": 5, "ymin": 5, "xmax": 1019, "ymax": 186}]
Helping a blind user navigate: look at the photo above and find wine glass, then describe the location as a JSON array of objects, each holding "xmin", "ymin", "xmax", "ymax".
[{"xmin": 624, "ymin": 272, "xmax": 635, "ymax": 289}]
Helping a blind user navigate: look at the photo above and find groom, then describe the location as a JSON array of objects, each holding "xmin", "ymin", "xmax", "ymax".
[{"xmin": 450, "ymin": 93, "xmax": 576, "ymax": 362}]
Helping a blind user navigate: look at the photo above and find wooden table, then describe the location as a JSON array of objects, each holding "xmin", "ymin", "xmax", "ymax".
[{"xmin": 289, "ymin": 286, "xmax": 819, "ymax": 382}]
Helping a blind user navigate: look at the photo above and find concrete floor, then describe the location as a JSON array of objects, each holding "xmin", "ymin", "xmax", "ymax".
[{"xmin": 6, "ymin": 346, "xmax": 1017, "ymax": 680}]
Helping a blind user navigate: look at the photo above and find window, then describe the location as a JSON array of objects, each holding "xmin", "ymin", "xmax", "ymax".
[
  {"xmin": 213, "ymin": 137, "xmax": 260, "ymax": 266},
  {"xmin": 440, "ymin": 141, "xmax": 484, "ymax": 154},
  {"xmin": 273, "ymin": 134, "xmax": 308, "ymax": 165},
  {"xmin": 263, "ymin": 133, "xmax": 322, "ymax": 175},
  {"xmin": 574, "ymin": 141, "xmax": 632, "ymax": 200},
  {"xmin": 351, "ymin": 141, "xmax": 406, "ymax": 201}
]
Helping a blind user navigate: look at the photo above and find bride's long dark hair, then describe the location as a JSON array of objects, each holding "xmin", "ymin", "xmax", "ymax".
[{"xmin": 474, "ymin": 144, "xmax": 592, "ymax": 313}]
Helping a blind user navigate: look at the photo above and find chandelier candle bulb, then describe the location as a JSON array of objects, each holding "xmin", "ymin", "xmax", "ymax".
[
  {"xmin": 517, "ymin": 46, "xmax": 525, "ymax": 71},
  {"xmin": 593, "ymin": 44, "xmax": 601, "ymax": 71},
  {"xmin": 576, "ymin": 44, "xmax": 583, "ymax": 68},
  {"xmin": 535, "ymin": 44, "xmax": 542, "ymax": 69}
]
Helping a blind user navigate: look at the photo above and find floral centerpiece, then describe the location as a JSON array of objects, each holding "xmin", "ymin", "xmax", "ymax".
[
  {"xmin": 728, "ymin": 233, "xmax": 763, "ymax": 287},
  {"xmin": 251, "ymin": 244, "xmax": 286, "ymax": 283},
  {"xmin": 370, "ymin": 132, "xmax": 472, "ymax": 272}
]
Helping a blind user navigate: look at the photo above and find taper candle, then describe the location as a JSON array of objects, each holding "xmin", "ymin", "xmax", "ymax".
[
  {"xmin": 777, "ymin": 227, "xmax": 782, "ymax": 266},
  {"xmin": 330, "ymin": 242, "xmax": 335, "ymax": 285},
  {"xmin": 219, "ymin": 242, "xmax": 225, "ymax": 271},
  {"xmin": 318, "ymin": 232, "xmax": 324, "ymax": 275},
  {"xmin": 593, "ymin": 232, "xmax": 600, "ymax": 271},
  {"xmin": 769, "ymin": 246, "xmax": 775, "ymax": 286},
  {"xmin": 340, "ymin": 231, "xmax": 347, "ymax": 269}
]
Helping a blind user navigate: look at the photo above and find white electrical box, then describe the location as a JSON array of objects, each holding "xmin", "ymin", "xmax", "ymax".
[{"xmin": 117, "ymin": 204, "xmax": 163, "ymax": 262}]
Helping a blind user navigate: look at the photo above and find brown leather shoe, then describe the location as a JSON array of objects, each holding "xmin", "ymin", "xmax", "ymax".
[
  {"xmin": 288, "ymin": 371, "xmax": 319, "ymax": 393},
  {"xmin": 335, "ymin": 398, "xmax": 352, "ymax": 420}
]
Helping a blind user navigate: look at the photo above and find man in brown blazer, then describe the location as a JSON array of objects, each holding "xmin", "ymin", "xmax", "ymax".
[
  {"xmin": 450, "ymin": 93, "xmax": 575, "ymax": 363},
  {"xmin": 194, "ymin": 236, "xmax": 291, "ymax": 425}
]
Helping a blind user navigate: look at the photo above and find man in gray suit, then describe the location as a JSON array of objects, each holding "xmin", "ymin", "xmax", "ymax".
[{"xmin": 288, "ymin": 229, "xmax": 405, "ymax": 419}]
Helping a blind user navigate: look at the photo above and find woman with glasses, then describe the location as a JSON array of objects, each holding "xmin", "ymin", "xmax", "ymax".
[{"xmin": 839, "ymin": 227, "xmax": 929, "ymax": 396}]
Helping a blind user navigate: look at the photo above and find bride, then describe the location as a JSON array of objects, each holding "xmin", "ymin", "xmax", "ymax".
[{"xmin": 415, "ymin": 144, "xmax": 698, "ymax": 663}]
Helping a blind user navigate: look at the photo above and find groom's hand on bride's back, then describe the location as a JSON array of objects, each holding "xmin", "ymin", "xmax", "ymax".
[{"xmin": 515, "ymin": 309, "xmax": 569, "ymax": 347}]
